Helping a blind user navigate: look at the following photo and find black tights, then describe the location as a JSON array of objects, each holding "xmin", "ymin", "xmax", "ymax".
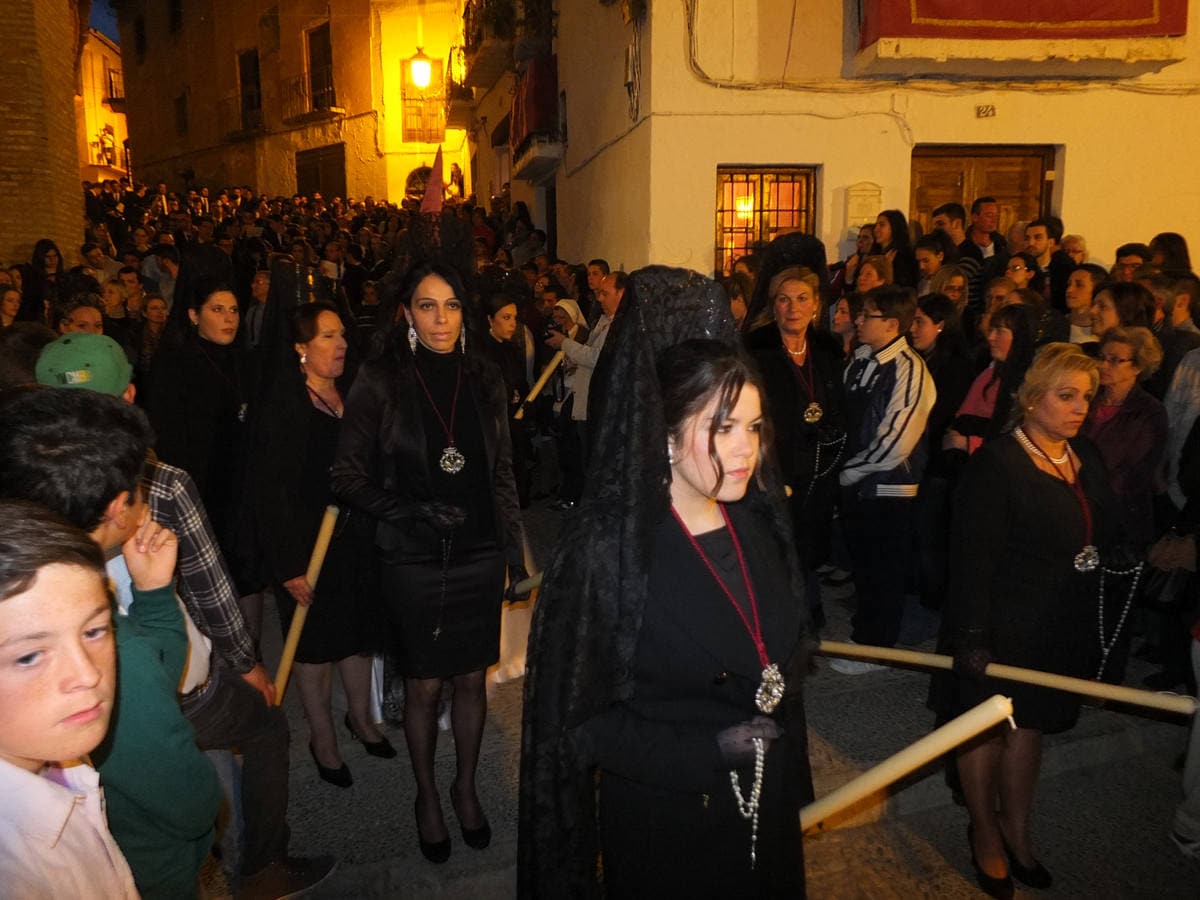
[
  {"xmin": 958, "ymin": 725, "xmax": 1043, "ymax": 879},
  {"xmin": 404, "ymin": 669, "xmax": 488, "ymax": 840}
]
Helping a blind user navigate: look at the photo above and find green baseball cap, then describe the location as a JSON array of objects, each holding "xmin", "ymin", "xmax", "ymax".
[{"xmin": 35, "ymin": 333, "xmax": 133, "ymax": 397}]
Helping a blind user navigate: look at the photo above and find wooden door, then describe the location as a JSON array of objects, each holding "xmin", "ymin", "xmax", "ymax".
[{"xmin": 909, "ymin": 145, "xmax": 1054, "ymax": 238}]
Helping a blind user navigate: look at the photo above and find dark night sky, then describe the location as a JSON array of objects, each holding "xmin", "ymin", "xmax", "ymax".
[{"xmin": 90, "ymin": 0, "xmax": 120, "ymax": 43}]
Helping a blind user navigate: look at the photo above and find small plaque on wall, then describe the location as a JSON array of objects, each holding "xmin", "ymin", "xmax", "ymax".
[{"xmin": 847, "ymin": 182, "xmax": 882, "ymax": 229}]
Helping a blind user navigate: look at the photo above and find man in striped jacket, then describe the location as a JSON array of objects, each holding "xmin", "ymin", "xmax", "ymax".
[{"xmin": 832, "ymin": 285, "xmax": 936, "ymax": 673}]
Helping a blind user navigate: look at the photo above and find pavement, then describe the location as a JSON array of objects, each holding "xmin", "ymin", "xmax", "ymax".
[{"xmin": 236, "ymin": 455, "xmax": 1200, "ymax": 898}]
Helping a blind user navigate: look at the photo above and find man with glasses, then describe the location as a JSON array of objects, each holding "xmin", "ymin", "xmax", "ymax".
[{"xmin": 832, "ymin": 286, "xmax": 936, "ymax": 674}]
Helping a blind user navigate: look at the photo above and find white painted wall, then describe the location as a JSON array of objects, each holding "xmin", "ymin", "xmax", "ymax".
[{"xmin": 557, "ymin": 0, "xmax": 1200, "ymax": 274}]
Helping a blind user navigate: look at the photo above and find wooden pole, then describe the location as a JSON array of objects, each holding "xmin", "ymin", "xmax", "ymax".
[
  {"xmin": 818, "ymin": 640, "xmax": 1197, "ymax": 716},
  {"xmin": 273, "ymin": 505, "xmax": 339, "ymax": 704},
  {"xmin": 514, "ymin": 351, "xmax": 564, "ymax": 420},
  {"xmin": 801, "ymin": 694, "xmax": 1014, "ymax": 833}
]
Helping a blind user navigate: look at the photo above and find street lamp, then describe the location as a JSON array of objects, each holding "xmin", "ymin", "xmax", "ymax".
[{"xmin": 410, "ymin": 48, "xmax": 432, "ymax": 90}]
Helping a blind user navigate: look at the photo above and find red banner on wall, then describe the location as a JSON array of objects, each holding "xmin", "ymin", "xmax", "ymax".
[{"xmin": 861, "ymin": 1, "xmax": 1188, "ymax": 48}]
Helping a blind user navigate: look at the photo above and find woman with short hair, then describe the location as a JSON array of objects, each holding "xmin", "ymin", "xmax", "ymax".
[{"xmin": 1082, "ymin": 326, "xmax": 1168, "ymax": 546}]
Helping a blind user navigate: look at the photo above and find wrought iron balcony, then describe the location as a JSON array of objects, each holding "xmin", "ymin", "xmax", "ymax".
[
  {"xmin": 281, "ymin": 67, "xmax": 344, "ymax": 123},
  {"xmin": 463, "ymin": 0, "xmax": 515, "ymax": 89}
]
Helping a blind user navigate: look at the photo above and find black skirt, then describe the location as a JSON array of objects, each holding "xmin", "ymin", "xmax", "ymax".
[{"xmin": 380, "ymin": 544, "xmax": 506, "ymax": 678}]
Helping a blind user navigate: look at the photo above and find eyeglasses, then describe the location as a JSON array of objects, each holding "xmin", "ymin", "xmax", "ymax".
[
  {"xmin": 1100, "ymin": 355, "xmax": 1134, "ymax": 366},
  {"xmin": 1006, "ymin": 265, "xmax": 1028, "ymax": 273},
  {"xmin": 856, "ymin": 312, "xmax": 887, "ymax": 320}
]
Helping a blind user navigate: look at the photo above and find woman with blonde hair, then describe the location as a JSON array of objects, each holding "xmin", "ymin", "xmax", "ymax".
[
  {"xmin": 855, "ymin": 254, "xmax": 892, "ymax": 292},
  {"xmin": 941, "ymin": 343, "xmax": 1120, "ymax": 897}
]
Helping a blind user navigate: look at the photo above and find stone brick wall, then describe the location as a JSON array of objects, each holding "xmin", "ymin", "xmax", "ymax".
[{"xmin": 1, "ymin": 0, "xmax": 85, "ymax": 268}]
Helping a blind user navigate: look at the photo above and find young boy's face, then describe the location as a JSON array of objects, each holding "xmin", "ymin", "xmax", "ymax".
[{"xmin": 0, "ymin": 564, "xmax": 115, "ymax": 772}]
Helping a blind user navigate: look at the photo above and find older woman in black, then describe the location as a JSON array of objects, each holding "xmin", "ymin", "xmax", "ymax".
[
  {"xmin": 332, "ymin": 261, "xmax": 525, "ymax": 863},
  {"xmin": 250, "ymin": 303, "xmax": 391, "ymax": 789},
  {"xmin": 752, "ymin": 265, "xmax": 846, "ymax": 626},
  {"xmin": 944, "ymin": 344, "xmax": 1117, "ymax": 897}
]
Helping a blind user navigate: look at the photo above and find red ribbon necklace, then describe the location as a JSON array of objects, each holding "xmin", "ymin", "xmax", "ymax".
[{"xmin": 671, "ymin": 504, "xmax": 769, "ymax": 670}]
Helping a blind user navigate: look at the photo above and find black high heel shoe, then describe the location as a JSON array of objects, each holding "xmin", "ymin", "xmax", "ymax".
[
  {"xmin": 344, "ymin": 713, "xmax": 397, "ymax": 759},
  {"xmin": 968, "ymin": 825, "xmax": 1014, "ymax": 900},
  {"xmin": 450, "ymin": 782, "xmax": 492, "ymax": 850},
  {"xmin": 309, "ymin": 744, "xmax": 352, "ymax": 788},
  {"xmin": 414, "ymin": 799, "xmax": 451, "ymax": 863},
  {"xmin": 1002, "ymin": 836, "xmax": 1053, "ymax": 888}
]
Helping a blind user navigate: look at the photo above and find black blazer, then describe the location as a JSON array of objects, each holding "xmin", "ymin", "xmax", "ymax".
[{"xmin": 331, "ymin": 349, "xmax": 524, "ymax": 566}]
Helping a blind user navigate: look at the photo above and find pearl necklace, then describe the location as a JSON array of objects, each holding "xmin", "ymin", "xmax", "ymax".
[
  {"xmin": 785, "ymin": 340, "xmax": 808, "ymax": 358},
  {"xmin": 1014, "ymin": 426, "xmax": 1069, "ymax": 465},
  {"xmin": 729, "ymin": 737, "xmax": 765, "ymax": 868}
]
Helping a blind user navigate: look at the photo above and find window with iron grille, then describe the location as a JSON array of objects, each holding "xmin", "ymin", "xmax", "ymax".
[
  {"xmin": 714, "ymin": 166, "xmax": 817, "ymax": 276},
  {"xmin": 402, "ymin": 58, "xmax": 446, "ymax": 144}
]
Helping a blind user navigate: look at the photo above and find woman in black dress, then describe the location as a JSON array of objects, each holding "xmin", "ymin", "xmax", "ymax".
[
  {"xmin": 519, "ymin": 268, "xmax": 814, "ymax": 898},
  {"xmin": 752, "ymin": 265, "xmax": 847, "ymax": 627},
  {"xmin": 943, "ymin": 343, "xmax": 1118, "ymax": 897},
  {"xmin": 251, "ymin": 303, "xmax": 391, "ymax": 789},
  {"xmin": 872, "ymin": 209, "xmax": 918, "ymax": 289},
  {"xmin": 481, "ymin": 293, "xmax": 532, "ymax": 507},
  {"xmin": 332, "ymin": 261, "xmax": 525, "ymax": 862},
  {"xmin": 145, "ymin": 277, "xmax": 252, "ymax": 583}
]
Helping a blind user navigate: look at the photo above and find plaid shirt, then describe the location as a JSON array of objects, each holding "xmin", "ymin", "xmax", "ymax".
[{"xmin": 146, "ymin": 457, "xmax": 257, "ymax": 674}]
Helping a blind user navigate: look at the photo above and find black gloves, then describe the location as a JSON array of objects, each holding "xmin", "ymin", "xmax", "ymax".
[
  {"xmin": 952, "ymin": 642, "xmax": 994, "ymax": 681},
  {"xmin": 715, "ymin": 716, "xmax": 782, "ymax": 769},
  {"xmin": 504, "ymin": 563, "xmax": 532, "ymax": 601},
  {"xmin": 400, "ymin": 502, "xmax": 467, "ymax": 539}
]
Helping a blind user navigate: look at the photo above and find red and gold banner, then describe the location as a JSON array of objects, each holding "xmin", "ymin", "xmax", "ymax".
[{"xmin": 860, "ymin": 1, "xmax": 1188, "ymax": 48}]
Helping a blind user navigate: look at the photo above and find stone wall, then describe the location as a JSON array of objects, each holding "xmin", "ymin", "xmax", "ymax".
[{"xmin": 1, "ymin": 0, "xmax": 85, "ymax": 268}]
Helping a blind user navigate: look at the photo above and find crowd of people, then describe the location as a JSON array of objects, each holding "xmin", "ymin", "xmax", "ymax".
[{"xmin": 0, "ymin": 177, "xmax": 1198, "ymax": 899}]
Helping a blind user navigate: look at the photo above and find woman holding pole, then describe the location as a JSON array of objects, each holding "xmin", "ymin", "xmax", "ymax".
[
  {"xmin": 250, "ymin": 302, "xmax": 390, "ymax": 789},
  {"xmin": 942, "ymin": 343, "xmax": 1120, "ymax": 897},
  {"xmin": 333, "ymin": 261, "xmax": 526, "ymax": 863},
  {"xmin": 519, "ymin": 268, "xmax": 814, "ymax": 897}
]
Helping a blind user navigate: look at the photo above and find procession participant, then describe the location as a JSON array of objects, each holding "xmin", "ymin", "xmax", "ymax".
[
  {"xmin": 519, "ymin": 267, "xmax": 814, "ymax": 898},
  {"xmin": 943, "ymin": 344, "xmax": 1119, "ymax": 897},
  {"xmin": 333, "ymin": 260, "xmax": 527, "ymax": 863}
]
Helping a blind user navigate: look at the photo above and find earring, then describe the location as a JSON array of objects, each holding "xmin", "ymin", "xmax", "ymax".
[
  {"xmin": 300, "ymin": 352, "xmax": 308, "ymax": 365},
  {"xmin": 460, "ymin": 329, "xmax": 467, "ymax": 353},
  {"xmin": 667, "ymin": 443, "xmax": 675, "ymax": 465},
  {"xmin": 408, "ymin": 325, "xmax": 418, "ymax": 354}
]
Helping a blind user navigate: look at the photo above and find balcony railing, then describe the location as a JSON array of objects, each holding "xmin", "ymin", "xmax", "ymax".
[
  {"xmin": 281, "ymin": 69, "xmax": 344, "ymax": 122},
  {"xmin": 463, "ymin": 0, "xmax": 516, "ymax": 89},
  {"xmin": 445, "ymin": 47, "xmax": 473, "ymax": 129}
]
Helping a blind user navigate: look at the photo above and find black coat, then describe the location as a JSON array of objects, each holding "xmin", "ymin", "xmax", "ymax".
[{"xmin": 331, "ymin": 348, "xmax": 524, "ymax": 566}]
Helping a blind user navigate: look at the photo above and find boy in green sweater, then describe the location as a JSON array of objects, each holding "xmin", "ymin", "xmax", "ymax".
[{"xmin": 0, "ymin": 387, "xmax": 221, "ymax": 898}]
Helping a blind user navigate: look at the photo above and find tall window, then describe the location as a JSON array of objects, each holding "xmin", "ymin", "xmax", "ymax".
[
  {"xmin": 402, "ymin": 57, "xmax": 445, "ymax": 144},
  {"xmin": 714, "ymin": 166, "xmax": 817, "ymax": 276},
  {"xmin": 307, "ymin": 23, "xmax": 335, "ymax": 111},
  {"xmin": 238, "ymin": 50, "xmax": 263, "ymax": 130}
]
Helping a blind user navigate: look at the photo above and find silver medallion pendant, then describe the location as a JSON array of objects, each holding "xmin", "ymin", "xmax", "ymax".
[
  {"xmin": 1074, "ymin": 544, "xmax": 1100, "ymax": 573},
  {"xmin": 803, "ymin": 401, "xmax": 823, "ymax": 425},
  {"xmin": 755, "ymin": 663, "xmax": 785, "ymax": 714},
  {"xmin": 439, "ymin": 445, "xmax": 465, "ymax": 474}
]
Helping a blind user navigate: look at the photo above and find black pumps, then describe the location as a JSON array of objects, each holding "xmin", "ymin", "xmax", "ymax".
[
  {"xmin": 968, "ymin": 825, "xmax": 1014, "ymax": 900},
  {"xmin": 309, "ymin": 744, "xmax": 352, "ymax": 789},
  {"xmin": 344, "ymin": 713, "xmax": 398, "ymax": 759},
  {"xmin": 415, "ymin": 800, "xmax": 451, "ymax": 863}
]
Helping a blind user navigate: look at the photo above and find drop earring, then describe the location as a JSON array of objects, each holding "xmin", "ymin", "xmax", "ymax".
[
  {"xmin": 300, "ymin": 352, "xmax": 308, "ymax": 365},
  {"xmin": 408, "ymin": 325, "xmax": 418, "ymax": 354},
  {"xmin": 667, "ymin": 443, "xmax": 676, "ymax": 465},
  {"xmin": 460, "ymin": 329, "xmax": 467, "ymax": 353}
]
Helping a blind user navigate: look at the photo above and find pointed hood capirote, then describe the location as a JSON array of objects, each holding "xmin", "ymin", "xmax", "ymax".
[{"xmin": 517, "ymin": 265, "xmax": 813, "ymax": 897}]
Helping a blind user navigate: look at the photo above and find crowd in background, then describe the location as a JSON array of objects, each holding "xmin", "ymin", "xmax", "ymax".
[{"xmin": 1, "ymin": 175, "xmax": 1199, "ymax": 898}]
